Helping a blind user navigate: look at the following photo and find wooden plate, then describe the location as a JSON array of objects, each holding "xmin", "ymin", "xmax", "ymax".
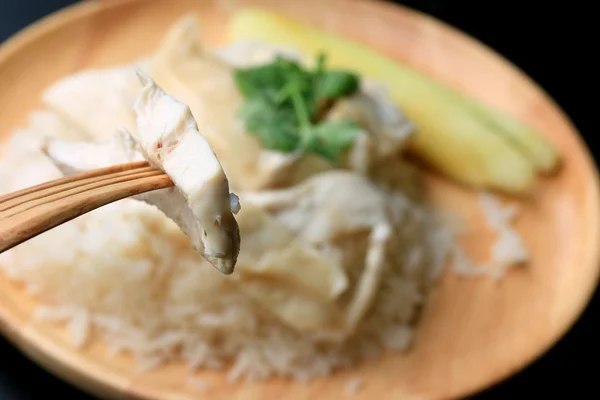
[{"xmin": 0, "ymin": 0, "xmax": 598, "ymax": 399}]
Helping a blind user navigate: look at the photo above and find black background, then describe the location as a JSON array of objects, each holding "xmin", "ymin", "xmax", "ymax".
[{"xmin": 0, "ymin": 0, "xmax": 597, "ymax": 398}]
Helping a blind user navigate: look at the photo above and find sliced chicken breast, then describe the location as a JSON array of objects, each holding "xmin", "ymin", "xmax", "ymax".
[{"xmin": 43, "ymin": 72, "xmax": 240, "ymax": 275}]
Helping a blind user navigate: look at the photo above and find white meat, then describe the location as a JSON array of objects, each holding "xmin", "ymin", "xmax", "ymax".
[
  {"xmin": 241, "ymin": 171, "xmax": 390, "ymax": 244},
  {"xmin": 43, "ymin": 73, "xmax": 240, "ymax": 275},
  {"xmin": 42, "ymin": 63, "xmax": 148, "ymax": 140},
  {"xmin": 241, "ymin": 171, "xmax": 395, "ymax": 328}
]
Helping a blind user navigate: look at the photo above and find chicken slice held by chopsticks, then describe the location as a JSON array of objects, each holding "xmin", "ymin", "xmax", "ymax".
[{"xmin": 43, "ymin": 71, "xmax": 241, "ymax": 275}]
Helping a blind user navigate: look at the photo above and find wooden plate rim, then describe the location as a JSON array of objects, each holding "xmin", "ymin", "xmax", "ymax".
[{"xmin": 0, "ymin": 0, "xmax": 598, "ymax": 399}]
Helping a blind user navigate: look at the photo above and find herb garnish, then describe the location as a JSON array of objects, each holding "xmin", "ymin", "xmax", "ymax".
[{"xmin": 233, "ymin": 53, "xmax": 362, "ymax": 163}]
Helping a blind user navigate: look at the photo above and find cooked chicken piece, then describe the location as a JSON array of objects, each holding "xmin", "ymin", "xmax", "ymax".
[
  {"xmin": 43, "ymin": 128, "xmax": 143, "ymax": 175},
  {"xmin": 242, "ymin": 171, "xmax": 389, "ymax": 244},
  {"xmin": 232, "ymin": 203, "xmax": 348, "ymax": 332},
  {"xmin": 239, "ymin": 280, "xmax": 341, "ymax": 333},
  {"xmin": 234, "ymin": 203, "xmax": 348, "ymax": 300},
  {"xmin": 43, "ymin": 73, "xmax": 240, "ymax": 275},
  {"xmin": 0, "ymin": 110, "xmax": 90, "ymax": 194},
  {"xmin": 147, "ymin": 16, "xmax": 298, "ymax": 190},
  {"xmin": 134, "ymin": 70, "xmax": 240, "ymax": 272},
  {"xmin": 42, "ymin": 62, "xmax": 147, "ymax": 140},
  {"xmin": 242, "ymin": 171, "xmax": 398, "ymax": 329},
  {"xmin": 345, "ymin": 221, "xmax": 391, "ymax": 328},
  {"xmin": 327, "ymin": 81, "xmax": 413, "ymax": 161},
  {"xmin": 26, "ymin": 109, "xmax": 90, "ymax": 141},
  {"xmin": 0, "ymin": 134, "xmax": 61, "ymax": 195}
]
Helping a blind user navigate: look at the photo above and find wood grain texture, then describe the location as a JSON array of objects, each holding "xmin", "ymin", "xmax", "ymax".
[
  {"xmin": 0, "ymin": 0, "xmax": 598, "ymax": 399},
  {"xmin": 0, "ymin": 162, "xmax": 172, "ymax": 254}
]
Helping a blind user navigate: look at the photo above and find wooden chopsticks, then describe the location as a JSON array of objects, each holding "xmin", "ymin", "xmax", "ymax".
[{"xmin": 0, "ymin": 161, "xmax": 173, "ymax": 254}]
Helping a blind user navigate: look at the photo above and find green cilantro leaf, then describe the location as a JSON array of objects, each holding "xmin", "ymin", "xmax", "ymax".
[
  {"xmin": 303, "ymin": 120, "xmax": 363, "ymax": 162},
  {"xmin": 317, "ymin": 70, "xmax": 360, "ymax": 100},
  {"xmin": 233, "ymin": 52, "xmax": 361, "ymax": 163},
  {"xmin": 238, "ymin": 97, "xmax": 299, "ymax": 152}
]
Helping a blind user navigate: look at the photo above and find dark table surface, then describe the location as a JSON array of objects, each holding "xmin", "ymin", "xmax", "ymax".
[{"xmin": 0, "ymin": 0, "xmax": 597, "ymax": 398}]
